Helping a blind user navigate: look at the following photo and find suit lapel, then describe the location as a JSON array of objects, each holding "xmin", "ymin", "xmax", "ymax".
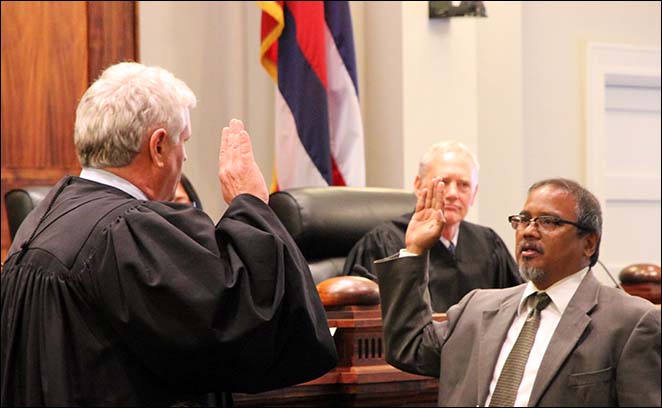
[
  {"xmin": 528, "ymin": 272, "xmax": 600, "ymax": 406},
  {"xmin": 477, "ymin": 292, "xmax": 522, "ymax": 405}
]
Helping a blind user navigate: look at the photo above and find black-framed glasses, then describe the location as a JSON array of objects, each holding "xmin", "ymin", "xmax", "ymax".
[{"xmin": 508, "ymin": 214, "xmax": 588, "ymax": 232}]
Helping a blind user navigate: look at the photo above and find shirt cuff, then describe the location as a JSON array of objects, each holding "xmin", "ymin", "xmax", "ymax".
[{"xmin": 398, "ymin": 248, "xmax": 419, "ymax": 258}]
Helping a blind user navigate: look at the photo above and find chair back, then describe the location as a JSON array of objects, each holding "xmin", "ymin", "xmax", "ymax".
[
  {"xmin": 5, "ymin": 174, "xmax": 204, "ymax": 242},
  {"xmin": 6, "ymin": 185, "xmax": 414, "ymax": 284},
  {"xmin": 269, "ymin": 187, "xmax": 416, "ymax": 284},
  {"xmin": 180, "ymin": 174, "xmax": 203, "ymax": 209},
  {"xmin": 5, "ymin": 186, "xmax": 53, "ymax": 240}
]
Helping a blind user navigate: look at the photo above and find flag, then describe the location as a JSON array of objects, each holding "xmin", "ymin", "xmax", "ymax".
[{"xmin": 258, "ymin": 1, "xmax": 365, "ymax": 191}]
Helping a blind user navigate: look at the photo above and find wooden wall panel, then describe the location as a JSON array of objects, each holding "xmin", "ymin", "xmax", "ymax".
[
  {"xmin": 1, "ymin": 1, "xmax": 137, "ymax": 261},
  {"xmin": 88, "ymin": 1, "xmax": 138, "ymax": 80},
  {"xmin": 1, "ymin": 2, "xmax": 87, "ymax": 170}
]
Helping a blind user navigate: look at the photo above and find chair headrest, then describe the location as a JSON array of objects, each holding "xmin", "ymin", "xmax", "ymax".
[
  {"xmin": 5, "ymin": 186, "xmax": 53, "ymax": 240},
  {"xmin": 269, "ymin": 187, "xmax": 416, "ymax": 261}
]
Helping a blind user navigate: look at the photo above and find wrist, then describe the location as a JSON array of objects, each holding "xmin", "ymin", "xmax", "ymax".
[{"xmin": 404, "ymin": 245, "xmax": 425, "ymax": 256}]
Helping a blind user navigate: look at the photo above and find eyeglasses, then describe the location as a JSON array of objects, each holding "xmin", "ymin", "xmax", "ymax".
[{"xmin": 508, "ymin": 215, "xmax": 588, "ymax": 232}]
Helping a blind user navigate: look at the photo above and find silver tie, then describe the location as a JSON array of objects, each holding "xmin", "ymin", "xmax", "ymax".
[{"xmin": 489, "ymin": 292, "xmax": 552, "ymax": 407}]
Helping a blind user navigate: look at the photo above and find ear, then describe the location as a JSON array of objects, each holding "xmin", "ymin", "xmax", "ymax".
[
  {"xmin": 148, "ymin": 128, "xmax": 168, "ymax": 167},
  {"xmin": 583, "ymin": 232, "xmax": 599, "ymax": 260}
]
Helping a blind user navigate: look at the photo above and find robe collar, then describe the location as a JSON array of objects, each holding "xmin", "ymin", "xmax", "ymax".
[{"xmin": 80, "ymin": 167, "xmax": 148, "ymax": 201}]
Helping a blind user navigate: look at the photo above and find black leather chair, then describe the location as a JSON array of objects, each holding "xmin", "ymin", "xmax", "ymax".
[
  {"xmin": 6, "ymin": 184, "xmax": 415, "ymax": 285},
  {"xmin": 4, "ymin": 175, "xmax": 204, "ymax": 242},
  {"xmin": 268, "ymin": 187, "xmax": 416, "ymax": 284},
  {"xmin": 5, "ymin": 186, "xmax": 53, "ymax": 241},
  {"xmin": 180, "ymin": 174, "xmax": 203, "ymax": 210}
]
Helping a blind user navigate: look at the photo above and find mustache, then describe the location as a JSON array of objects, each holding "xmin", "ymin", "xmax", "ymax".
[{"xmin": 518, "ymin": 241, "xmax": 544, "ymax": 254}]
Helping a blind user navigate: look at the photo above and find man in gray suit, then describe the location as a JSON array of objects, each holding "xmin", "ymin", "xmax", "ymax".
[{"xmin": 377, "ymin": 177, "xmax": 661, "ymax": 407}]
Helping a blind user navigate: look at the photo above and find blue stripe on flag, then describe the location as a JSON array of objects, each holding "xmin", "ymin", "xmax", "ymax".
[
  {"xmin": 324, "ymin": 1, "xmax": 359, "ymax": 96},
  {"xmin": 278, "ymin": 5, "xmax": 332, "ymax": 184}
]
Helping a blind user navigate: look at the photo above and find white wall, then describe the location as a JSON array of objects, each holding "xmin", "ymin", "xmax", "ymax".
[
  {"xmin": 139, "ymin": 1, "xmax": 273, "ymax": 221},
  {"xmin": 355, "ymin": 0, "xmax": 660, "ymax": 254},
  {"xmin": 140, "ymin": 1, "xmax": 661, "ymax": 263},
  {"xmin": 362, "ymin": 2, "xmax": 405, "ymax": 188},
  {"xmin": 476, "ymin": 2, "xmax": 525, "ymax": 252},
  {"xmin": 521, "ymin": 1, "xmax": 661, "ymax": 187},
  {"xmin": 401, "ymin": 2, "xmax": 480, "ymax": 200}
]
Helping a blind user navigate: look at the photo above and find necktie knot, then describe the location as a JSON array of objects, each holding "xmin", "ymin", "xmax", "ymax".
[
  {"xmin": 447, "ymin": 242, "xmax": 456, "ymax": 256},
  {"xmin": 533, "ymin": 292, "xmax": 551, "ymax": 312}
]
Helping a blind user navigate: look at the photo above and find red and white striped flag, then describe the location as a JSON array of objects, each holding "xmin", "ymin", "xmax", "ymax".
[{"xmin": 258, "ymin": 1, "xmax": 365, "ymax": 191}]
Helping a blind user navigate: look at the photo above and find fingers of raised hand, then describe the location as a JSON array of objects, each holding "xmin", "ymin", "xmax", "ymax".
[
  {"xmin": 227, "ymin": 124, "xmax": 244, "ymax": 160},
  {"xmin": 229, "ymin": 118, "xmax": 244, "ymax": 133},
  {"xmin": 425, "ymin": 182, "xmax": 434, "ymax": 210},
  {"xmin": 238, "ymin": 130, "xmax": 254, "ymax": 158},
  {"xmin": 432, "ymin": 178, "xmax": 445, "ymax": 210},
  {"xmin": 219, "ymin": 123, "xmax": 241, "ymax": 181},
  {"xmin": 220, "ymin": 126, "xmax": 230, "ymax": 159},
  {"xmin": 415, "ymin": 188, "xmax": 427, "ymax": 213},
  {"xmin": 422, "ymin": 177, "xmax": 444, "ymax": 210},
  {"xmin": 437, "ymin": 183, "xmax": 446, "ymax": 223}
]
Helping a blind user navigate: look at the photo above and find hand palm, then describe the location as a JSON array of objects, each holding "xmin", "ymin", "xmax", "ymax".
[
  {"xmin": 405, "ymin": 179, "xmax": 445, "ymax": 255},
  {"xmin": 218, "ymin": 119, "xmax": 269, "ymax": 204}
]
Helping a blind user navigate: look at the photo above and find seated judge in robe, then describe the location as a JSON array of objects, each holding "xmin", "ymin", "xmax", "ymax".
[
  {"xmin": 377, "ymin": 177, "xmax": 661, "ymax": 406},
  {"xmin": 1, "ymin": 62, "xmax": 337, "ymax": 406},
  {"xmin": 342, "ymin": 141, "xmax": 521, "ymax": 312}
]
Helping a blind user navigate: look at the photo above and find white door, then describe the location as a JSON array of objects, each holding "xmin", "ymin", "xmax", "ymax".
[{"xmin": 586, "ymin": 43, "xmax": 661, "ymax": 285}]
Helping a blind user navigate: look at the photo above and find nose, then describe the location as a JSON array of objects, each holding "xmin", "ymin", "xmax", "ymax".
[
  {"xmin": 521, "ymin": 219, "xmax": 540, "ymax": 237},
  {"xmin": 445, "ymin": 181, "xmax": 458, "ymax": 198}
]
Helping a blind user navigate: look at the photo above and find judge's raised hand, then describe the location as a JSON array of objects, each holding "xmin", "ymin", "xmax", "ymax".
[
  {"xmin": 218, "ymin": 119, "xmax": 269, "ymax": 204},
  {"xmin": 405, "ymin": 177, "xmax": 446, "ymax": 255}
]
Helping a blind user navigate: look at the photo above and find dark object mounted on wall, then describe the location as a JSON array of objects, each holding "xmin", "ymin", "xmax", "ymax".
[{"xmin": 429, "ymin": 1, "xmax": 487, "ymax": 18}]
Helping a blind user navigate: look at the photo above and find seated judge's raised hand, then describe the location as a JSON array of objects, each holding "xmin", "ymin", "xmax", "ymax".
[
  {"xmin": 405, "ymin": 177, "xmax": 446, "ymax": 255},
  {"xmin": 218, "ymin": 119, "xmax": 269, "ymax": 204}
]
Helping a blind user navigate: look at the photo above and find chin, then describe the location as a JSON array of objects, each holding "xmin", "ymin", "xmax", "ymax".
[
  {"xmin": 519, "ymin": 265, "xmax": 546, "ymax": 283},
  {"xmin": 445, "ymin": 214, "xmax": 462, "ymax": 226}
]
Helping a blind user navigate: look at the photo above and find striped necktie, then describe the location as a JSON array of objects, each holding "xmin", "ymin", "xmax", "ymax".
[
  {"xmin": 447, "ymin": 242, "xmax": 456, "ymax": 256},
  {"xmin": 489, "ymin": 292, "xmax": 552, "ymax": 407}
]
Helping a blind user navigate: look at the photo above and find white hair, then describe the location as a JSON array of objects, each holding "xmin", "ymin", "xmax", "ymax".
[
  {"xmin": 418, "ymin": 141, "xmax": 480, "ymax": 182},
  {"xmin": 74, "ymin": 62, "xmax": 197, "ymax": 168}
]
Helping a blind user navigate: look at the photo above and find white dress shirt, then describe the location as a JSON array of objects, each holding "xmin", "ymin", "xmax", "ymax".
[
  {"xmin": 484, "ymin": 267, "xmax": 589, "ymax": 407},
  {"xmin": 439, "ymin": 228, "xmax": 458, "ymax": 252},
  {"xmin": 79, "ymin": 167, "xmax": 148, "ymax": 201}
]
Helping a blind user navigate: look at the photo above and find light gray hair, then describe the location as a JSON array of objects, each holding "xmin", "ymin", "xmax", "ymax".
[
  {"xmin": 74, "ymin": 62, "xmax": 197, "ymax": 168},
  {"xmin": 418, "ymin": 141, "xmax": 480, "ymax": 183}
]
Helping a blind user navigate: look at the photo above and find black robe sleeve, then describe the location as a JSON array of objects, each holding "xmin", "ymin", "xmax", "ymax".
[
  {"xmin": 488, "ymin": 227, "xmax": 522, "ymax": 288},
  {"xmin": 343, "ymin": 217, "xmax": 521, "ymax": 312},
  {"xmin": 89, "ymin": 193, "xmax": 337, "ymax": 394},
  {"xmin": 342, "ymin": 222, "xmax": 406, "ymax": 281}
]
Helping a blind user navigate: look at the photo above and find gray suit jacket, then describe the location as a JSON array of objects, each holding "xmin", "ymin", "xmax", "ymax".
[{"xmin": 376, "ymin": 254, "xmax": 661, "ymax": 407}]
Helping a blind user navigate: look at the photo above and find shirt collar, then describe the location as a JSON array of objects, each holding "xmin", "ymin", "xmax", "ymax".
[
  {"xmin": 517, "ymin": 266, "xmax": 589, "ymax": 316},
  {"xmin": 79, "ymin": 167, "xmax": 148, "ymax": 201}
]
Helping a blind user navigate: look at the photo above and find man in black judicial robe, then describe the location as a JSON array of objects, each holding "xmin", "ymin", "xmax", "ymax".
[
  {"xmin": 343, "ymin": 141, "xmax": 521, "ymax": 312},
  {"xmin": 343, "ymin": 213, "xmax": 521, "ymax": 312},
  {"xmin": 1, "ymin": 62, "xmax": 337, "ymax": 406}
]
